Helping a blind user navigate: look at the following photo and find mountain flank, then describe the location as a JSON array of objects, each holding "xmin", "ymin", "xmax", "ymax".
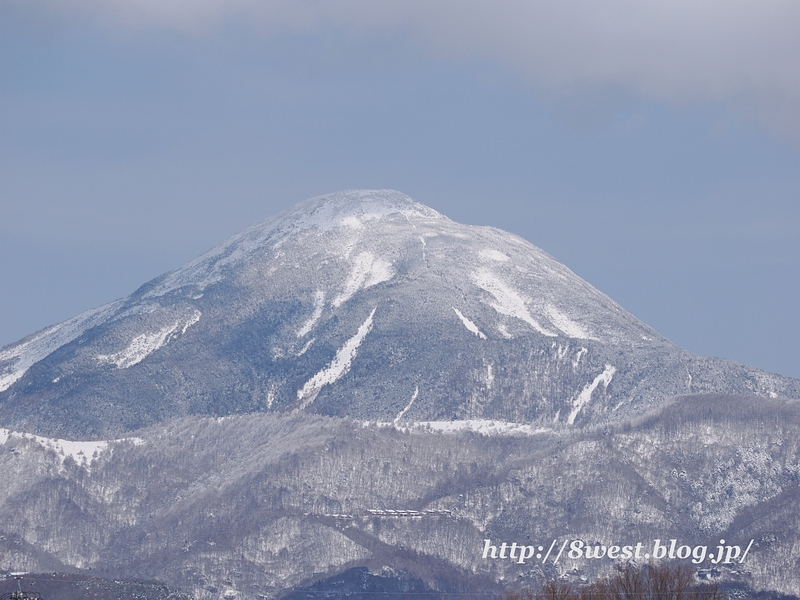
[{"xmin": 1, "ymin": 190, "xmax": 797, "ymax": 438}]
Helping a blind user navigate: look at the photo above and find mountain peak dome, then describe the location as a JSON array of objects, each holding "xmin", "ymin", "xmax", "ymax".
[
  {"xmin": 138, "ymin": 189, "xmax": 441, "ymax": 300},
  {"xmin": 2, "ymin": 190, "xmax": 799, "ymax": 437}
]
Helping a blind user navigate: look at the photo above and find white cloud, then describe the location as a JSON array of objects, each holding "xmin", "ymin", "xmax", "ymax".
[{"xmin": 12, "ymin": 0, "xmax": 800, "ymax": 141}]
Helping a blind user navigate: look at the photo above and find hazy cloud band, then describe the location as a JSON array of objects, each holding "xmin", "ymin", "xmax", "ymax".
[{"xmin": 6, "ymin": 0, "xmax": 800, "ymax": 140}]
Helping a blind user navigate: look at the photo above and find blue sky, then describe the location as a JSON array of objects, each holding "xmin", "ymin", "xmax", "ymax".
[{"xmin": 2, "ymin": 1, "xmax": 799, "ymax": 378}]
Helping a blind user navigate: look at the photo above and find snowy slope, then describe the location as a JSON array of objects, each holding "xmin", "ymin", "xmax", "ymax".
[
  {"xmin": 0, "ymin": 301, "xmax": 122, "ymax": 392},
  {"xmin": 1, "ymin": 190, "xmax": 798, "ymax": 438}
]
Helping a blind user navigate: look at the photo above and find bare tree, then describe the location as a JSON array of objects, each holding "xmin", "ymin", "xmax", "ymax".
[{"xmin": 503, "ymin": 562, "xmax": 721, "ymax": 600}]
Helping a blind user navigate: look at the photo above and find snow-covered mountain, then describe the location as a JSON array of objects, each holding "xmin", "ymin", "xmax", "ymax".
[
  {"xmin": 2, "ymin": 190, "xmax": 800, "ymax": 600},
  {"xmin": 1, "ymin": 190, "xmax": 798, "ymax": 438}
]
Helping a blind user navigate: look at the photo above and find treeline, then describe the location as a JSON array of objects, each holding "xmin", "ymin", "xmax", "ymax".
[{"xmin": 0, "ymin": 572, "xmax": 192, "ymax": 600}]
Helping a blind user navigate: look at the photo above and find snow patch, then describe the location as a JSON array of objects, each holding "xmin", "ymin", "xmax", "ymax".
[
  {"xmin": 545, "ymin": 304, "xmax": 594, "ymax": 339},
  {"xmin": 297, "ymin": 291, "xmax": 325, "ymax": 337},
  {"xmin": 340, "ymin": 216, "xmax": 364, "ymax": 229},
  {"xmin": 567, "ymin": 365, "xmax": 616, "ymax": 425},
  {"xmin": 332, "ymin": 253, "xmax": 393, "ymax": 307},
  {"xmin": 297, "ymin": 307, "xmax": 376, "ymax": 408},
  {"xmin": 471, "ymin": 269, "xmax": 556, "ymax": 336},
  {"xmin": 399, "ymin": 420, "xmax": 548, "ymax": 436},
  {"xmin": 480, "ymin": 248, "xmax": 510, "ymax": 262},
  {"xmin": 0, "ymin": 428, "xmax": 143, "ymax": 470},
  {"xmin": 97, "ymin": 310, "xmax": 201, "ymax": 369},
  {"xmin": 394, "ymin": 386, "xmax": 419, "ymax": 423},
  {"xmin": 573, "ymin": 347, "xmax": 587, "ymax": 369},
  {"xmin": 753, "ymin": 371, "xmax": 780, "ymax": 399},
  {"xmin": 0, "ymin": 301, "xmax": 121, "ymax": 392},
  {"xmin": 452, "ymin": 308, "xmax": 487, "ymax": 339},
  {"xmin": 496, "ymin": 323, "xmax": 513, "ymax": 339}
]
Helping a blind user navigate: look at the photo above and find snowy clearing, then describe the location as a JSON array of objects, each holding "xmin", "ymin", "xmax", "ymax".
[{"xmin": 0, "ymin": 428, "xmax": 143, "ymax": 469}]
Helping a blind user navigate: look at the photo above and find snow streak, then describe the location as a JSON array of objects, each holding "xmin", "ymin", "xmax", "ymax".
[
  {"xmin": 545, "ymin": 304, "xmax": 594, "ymax": 339},
  {"xmin": 394, "ymin": 386, "xmax": 419, "ymax": 423},
  {"xmin": 452, "ymin": 308, "xmax": 487, "ymax": 339},
  {"xmin": 297, "ymin": 291, "xmax": 325, "ymax": 337},
  {"xmin": 471, "ymin": 269, "xmax": 556, "ymax": 336},
  {"xmin": 567, "ymin": 364, "xmax": 616, "ymax": 425},
  {"xmin": 297, "ymin": 307, "xmax": 376, "ymax": 408},
  {"xmin": 97, "ymin": 310, "xmax": 200, "ymax": 369}
]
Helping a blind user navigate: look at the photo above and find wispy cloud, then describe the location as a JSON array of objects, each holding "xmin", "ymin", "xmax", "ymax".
[{"xmin": 6, "ymin": 0, "xmax": 800, "ymax": 140}]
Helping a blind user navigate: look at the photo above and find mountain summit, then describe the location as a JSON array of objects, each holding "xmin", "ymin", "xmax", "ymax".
[
  {"xmin": 2, "ymin": 191, "xmax": 800, "ymax": 599},
  {"xmin": 2, "ymin": 190, "xmax": 798, "ymax": 437}
]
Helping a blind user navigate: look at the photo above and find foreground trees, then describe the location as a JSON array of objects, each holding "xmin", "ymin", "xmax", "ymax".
[{"xmin": 505, "ymin": 562, "xmax": 721, "ymax": 600}]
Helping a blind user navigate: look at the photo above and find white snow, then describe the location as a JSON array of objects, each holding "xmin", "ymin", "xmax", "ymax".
[
  {"xmin": 281, "ymin": 190, "xmax": 439, "ymax": 255},
  {"xmin": 394, "ymin": 420, "xmax": 548, "ymax": 436},
  {"xmin": 496, "ymin": 323, "xmax": 513, "ymax": 339},
  {"xmin": 573, "ymin": 347, "xmax": 587, "ymax": 369},
  {"xmin": 471, "ymin": 269, "xmax": 556, "ymax": 336},
  {"xmin": 452, "ymin": 308, "xmax": 487, "ymax": 339},
  {"xmin": 479, "ymin": 248, "xmax": 510, "ymax": 262},
  {"xmin": 332, "ymin": 252, "xmax": 393, "ymax": 307},
  {"xmin": 0, "ymin": 428, "xmax": 143, "ymax": 469},
  {"xmin": 394, "ymin": 386, "xmax": 419, "ymax": 423},
  {"xmin": 297, "ymin": 291, "xmax": 325, "ymax": 337},
  {"xmin": 288, "ymin": 190, "xmax": 441, "ymax": 234},
  {"xmin": 297, "ymin": 338, "xmax": 315, "ymax": 356},
  {"xmin": 340, "ymin": 216, "xmax": 364, "ymax": 229},
  {"xmin": 97, "ymin": 310, "xmax": 200, "ymax": 369},
  {"xmin": 545, "ymin": 304, "xmax": 594, "ymax": 339},
  {"xmin": 142, "ymin": 190, "xmax": 436, "ymax": 299},
  {"xmin": 297, "ymin": 307, "xmax": 376, "ymax": 408},
  {"xmin": 0, "ymin": 300, "xmax": 122, "ymax": 392},
  {"xmin": 566, "ymin": 364, "xmax": 616, "ymax": 425}
]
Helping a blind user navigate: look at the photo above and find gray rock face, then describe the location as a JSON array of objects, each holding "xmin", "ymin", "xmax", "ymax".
[{"xmin": 1, "ymin": 190, "xmax": 797, "ymax": 438}]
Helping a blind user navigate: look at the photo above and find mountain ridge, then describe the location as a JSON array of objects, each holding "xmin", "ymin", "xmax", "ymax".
[{"xmin": 1, "ymin": 189, "xmax": 798, "ymax": 438}]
